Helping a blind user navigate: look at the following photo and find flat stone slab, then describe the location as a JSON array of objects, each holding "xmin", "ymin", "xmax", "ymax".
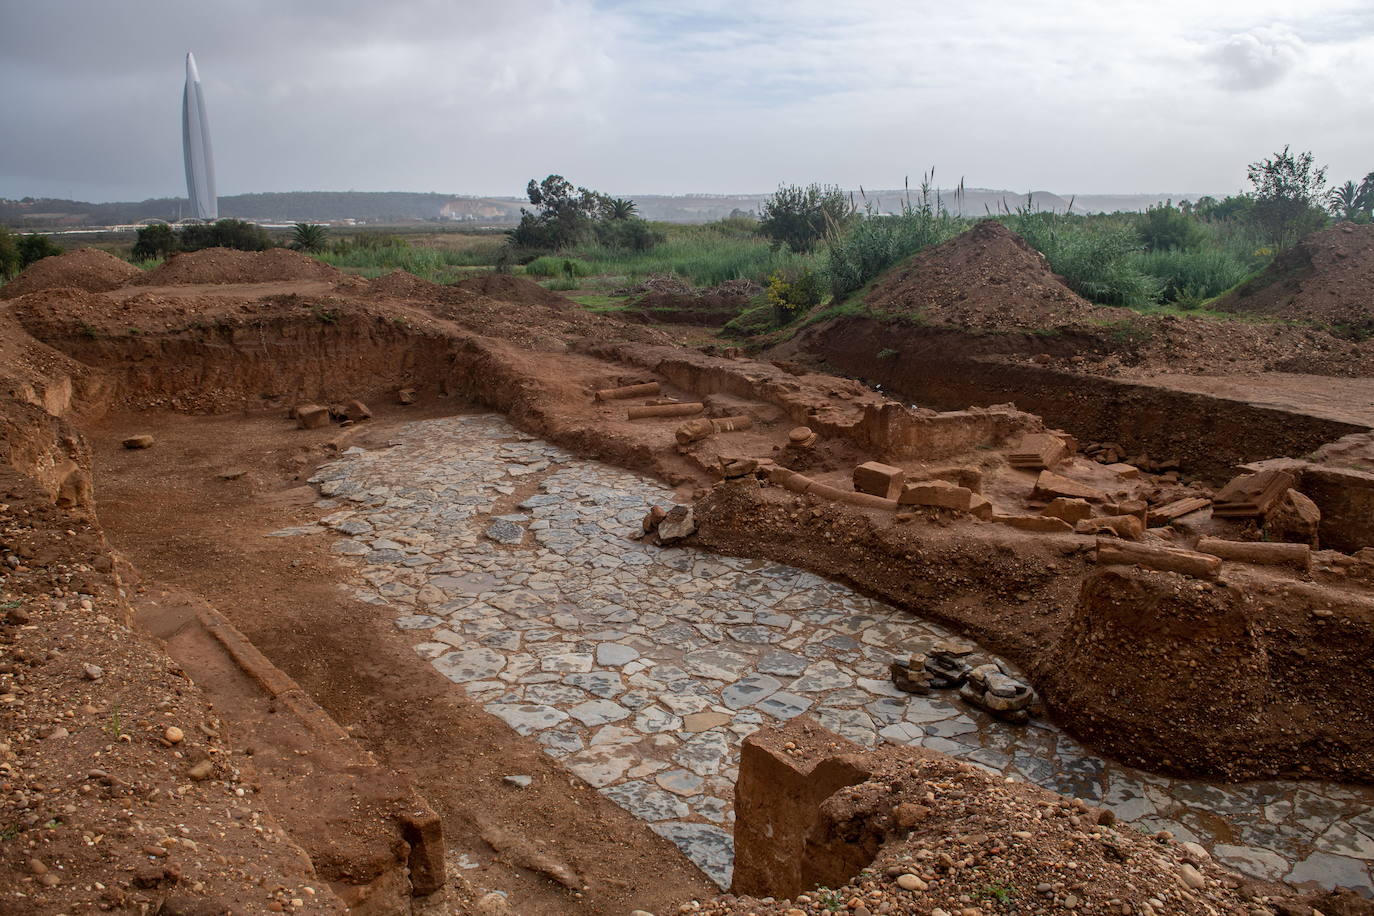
[{"xmin": 433, "ymin": 648, "xmax": 506, "ymax": 683}]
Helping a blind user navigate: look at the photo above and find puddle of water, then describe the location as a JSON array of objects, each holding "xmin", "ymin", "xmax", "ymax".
[{"xmin": 294, "ymin": 415, "xmax": 1374, "ymax": 893}]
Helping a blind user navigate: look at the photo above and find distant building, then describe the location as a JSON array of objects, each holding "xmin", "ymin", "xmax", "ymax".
[{"xmin": 182, "ymin": 52, "xmax": 217, "ymax": 221}]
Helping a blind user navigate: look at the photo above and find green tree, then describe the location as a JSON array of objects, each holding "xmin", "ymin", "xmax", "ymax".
[
  {"xmin": 759, "ymin": 183, "xmax": 852, "ymax": 253},
  {"xmin": 16, "ymin": 233, "xmax": 63, "ymax": 268},
  {"xmin": 1327, "ymin": 176, "xmax": 1373, "ymax": 222},
  {"xmin": 291, "ymin": 222, "xmax": 329, "ymax": 252},
  {"xmin": 1246, "ymin": 146, "xmax": 1329, "ymax": 248},
  {"xmin": 132, "ymin": 223, "xmax": 179, "ymax": 261},
  {"xmin": 509, "ymin": 175, "xmax": 609, "ymax": 250},
  {"xmin": 0, "ymin": 226, "xmax": 21, "ymax": 279},
  {"xmin": 1137, "ymin": 201, "xmax": 1203, "ymax": 251},
  {"xmin": 606, "ymin": 198, "xmax": 638, "ymax": 220}
]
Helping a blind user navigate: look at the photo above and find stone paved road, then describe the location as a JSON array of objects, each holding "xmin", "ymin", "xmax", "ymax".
[{"xmin": 291, "ymin": 415, "xmax": 1374, "ymax": 892}]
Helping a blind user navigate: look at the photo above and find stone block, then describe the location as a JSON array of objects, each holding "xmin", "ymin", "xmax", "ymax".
[
  {"xmin": 121, "ymin": 434, "xmax": 155, "ymax": 449},
  {"xmin": 1032, "ymin": 470, "xmax": 1107, "ymax": 503},
  {"xmin": 1042, "ymin": 497, "xmax": 1092, "ymax": 523},
  {"xmin": 1074, "ymin": 514, "xmax": 1145, "ymax": 540},
  {"xmin": 1106, "ymin": 462, "xmax": 1140, "ymax": 479},
  {"xmin": 898, "ymin": 479, "xmax": 974, "ymax": 511},
  {"xmin": 994, "ymin": 515, "xmax": 1073, "ymax": 533},
  {"xmin": 295, "ymin": 404, "xmax": 330, "ymax": 429},
  {"xmin": 853, "ymin": 461, "xmax": 905, "ymax": 500},
  {"xmin": 968, "ymin": 494, "xmax": 994, "ymax": 520}
]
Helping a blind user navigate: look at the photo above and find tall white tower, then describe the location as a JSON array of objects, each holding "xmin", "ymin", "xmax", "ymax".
[{"xmin": 182, "ymin": 52, "xmax": 218, "ymax": 221}]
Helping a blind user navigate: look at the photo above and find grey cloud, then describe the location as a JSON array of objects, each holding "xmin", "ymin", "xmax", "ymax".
[{"xmin": 1208, "ymin": 27, "xmax": 1305, "ymax": 90}]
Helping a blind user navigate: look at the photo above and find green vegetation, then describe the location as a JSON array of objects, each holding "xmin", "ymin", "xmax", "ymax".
[
  {"xmin": 291, "ymin": 222, "xmax": 329, "ymax": 253},
  {"xmin": 0, "ymin": 227, "xmax": 62, "ymax": 278},
  {"xmin": 1247, "ymin": 146, "xmax": 1329, "ymax": 248},
  {"xmin": 827, "ymin": 173, "xmax": 963, "ymax": 299},
  {"xmin": 766, "ymin": 267, "xmax": 824, "ymax": 324},
  {"xmin": 1009, "ymin": 210, "xmax": 1159, "ymax": 307},
  {"xmin": 1327, "ymin": 173, "xmax": 1374, "ymax": 222},
  {"xmin": 759, "ymin": 182, "xmax": 852, "ymax": 253},
  {"xmin": 132, "ymin": 218, "xmax": 269, "ymax": 259}
]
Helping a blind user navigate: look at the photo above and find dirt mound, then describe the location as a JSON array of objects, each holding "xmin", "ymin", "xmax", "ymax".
[
  {"xmin": 0, "ymin": 248, "xmax": 142, "ymax": 299},
  {"xmin": 1215, "ymin": 222, "xmax": 1374, "ymax": 335},
  {"xmin": 368, "ymin": 269, "xmax": 450, "ymax": 300},
  {"xmin": 452, "ymin": 272, "xmax": 572, "ymax": 309},
  {"xmin": 133, "ymin": 247, "xmax": 342, "ymax": 286},
  {"xmin": 867, "ymin": 220, "xmax": 1124, "ymax": 330}
]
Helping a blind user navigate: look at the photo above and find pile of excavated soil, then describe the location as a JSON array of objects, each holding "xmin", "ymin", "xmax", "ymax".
[
  {"xmin": 368, "ymin": 268, "xmax": 453, "ymax": 301},
  {"xmin": 1215, "ymin": 222, "xmax": 1374, "ymax": 334},
  {"xmin": 132, "ymin": 247, "xmax": 342, "ymax": 286},
  {"xmin": 866, "ymin": 220, "xmax": 1126, "ymax": 330},
  {"xmin": 452, "ymin": 272, "xmax": 573, "ymax": 309},
  {"xmin": 698, "ymin": 741, "xmax": 1369, "ymax": 916},
  {"xmin": 0, "ymin": 248, "xmax": 142, "ymax": 299}
]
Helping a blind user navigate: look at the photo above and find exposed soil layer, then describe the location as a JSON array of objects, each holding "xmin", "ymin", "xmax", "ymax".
[
  {"xmin": 866, "ymin": 220, "xmax": 1118, "ymax": 329},
  {"xmin": 795, "ymin": 316, "xmax": 1373, "ymax": 483},
  {"xmin": 0, "ymin": 467, "xmax": 352, "ymax": 915},
  {"xmin": 0, "ymin": 247, "xmax": 143, "ymax": 298},
  {"xmin": 1215, "ymin": 222, "xmax": 1374, "ymax": 335},
  {"xmin": 131, "ymin": 248, "xmax": 343, "ymax": 286}
]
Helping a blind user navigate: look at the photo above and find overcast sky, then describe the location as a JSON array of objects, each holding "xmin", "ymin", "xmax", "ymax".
[{"xmin": 2, "ymin": 1, "xmax": 1372, "ymax": 202}]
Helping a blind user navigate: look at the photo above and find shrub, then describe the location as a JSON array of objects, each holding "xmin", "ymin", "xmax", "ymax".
[
  {"xmin": 759, "ymin": 183, "xmax": 852, "ymax": 253},
  {"xmin": 132, "ymin": 223, "xmax": 178, "ymax": 261},
  {"xmin": 1132, "ymin": 248, "xmax": 1250, "ymax": 306},
  {"xmin": 1009, "ymin": 212, "xmax": 1159, "ymax": 308},
  {"xmin": 766, "ymin": 267, "xmax": 824, "ymax": 325},
  {"xmin": 16, "ymin": 233, "xmax": 63, "ymax": 267},
  {"xmin": 525, "ymin": 256, "xmax": 594, "ymax": 277},
  {"xmin": 593, "ymin": 217, "xmax": 665, "ymax": 251},
  {"xmin": 1137, "ymin": 202, "xmax": 1203, "ymax": 251},
  {"xmin": 180, "ymin": 219, "xmax": 271, "ymax": 252},
  {"xmin": 0, "ymin": 226, "xmax": 18, "ymax": 279}
]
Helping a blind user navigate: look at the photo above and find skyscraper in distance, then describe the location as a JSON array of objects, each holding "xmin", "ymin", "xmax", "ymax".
[{"xmin": 182, "ymin": 52, "xmax": 217, "ymax": 221}]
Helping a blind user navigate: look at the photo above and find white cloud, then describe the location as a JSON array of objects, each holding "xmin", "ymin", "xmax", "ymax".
[{"xmin": 1208, "ymin": 27, "xmax": 1306, "ymax": 90}]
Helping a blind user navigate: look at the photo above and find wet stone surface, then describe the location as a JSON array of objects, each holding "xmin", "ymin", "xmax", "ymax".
[{"xmin": 296, "ymin": 415, "xmax": 1374, "ymax": 892}]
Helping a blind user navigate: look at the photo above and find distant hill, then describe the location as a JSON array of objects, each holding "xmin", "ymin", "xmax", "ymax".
[{"xmin": 0, "ymin": 188, "xmax": 1214, "ymax": 229}]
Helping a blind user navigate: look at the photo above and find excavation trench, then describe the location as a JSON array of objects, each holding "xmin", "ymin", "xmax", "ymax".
[{"xmin": 94, "ymin": 409, "xmax": 1374, "ymax": 896}]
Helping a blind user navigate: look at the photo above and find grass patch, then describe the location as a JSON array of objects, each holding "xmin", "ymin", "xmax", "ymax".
[{"xmin": 565, "ymin": 293, "xmax": 630, "ymax": 312}]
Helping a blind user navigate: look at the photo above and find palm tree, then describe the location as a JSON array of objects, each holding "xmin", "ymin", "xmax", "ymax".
[
  {"xmin": 1327, "ymin": 182, "xmax": 1364, "ymax": 221},
  {"xmin": 291, "ymin": 222, "xmax": 329, "ymax": 253},
  {"xmin": 607, "ymin": 198, "xmax": 638, "ymax": 220}
]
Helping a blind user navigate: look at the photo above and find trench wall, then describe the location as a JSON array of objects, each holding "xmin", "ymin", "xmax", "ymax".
[{"xmin": 809, "ymin": 317, "xmax": 1368, "ymax": 483}]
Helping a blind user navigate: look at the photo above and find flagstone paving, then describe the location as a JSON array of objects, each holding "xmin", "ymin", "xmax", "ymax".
[{"xmin": 286, "ymin": 414, "xmax": 1374, "ymax": 892}]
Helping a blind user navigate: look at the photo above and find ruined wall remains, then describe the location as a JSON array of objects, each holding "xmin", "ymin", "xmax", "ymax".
[{"xmin": 809, "ymin": 317, "xmax": 1367, "ymax": 483}]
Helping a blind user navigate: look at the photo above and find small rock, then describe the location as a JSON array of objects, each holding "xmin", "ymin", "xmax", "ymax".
[
  {"xmin": 122, "ymin": 434, "xmax": 155, "ymax": 449},
  {"xmin": 896, "ymin": 873, "xmax": 927, "ymax": 891},
  {"xmin": 27, "ymin": 858, "xmax": 47, "ymax": 875},
  {"xmin": 656, "ymin": 506, "xmax": 696, "ymax": 543},
  {"xmin": 503, "ymin": 774, "xmax": 533, "ymax": 788},
  {"xmin": 44, "ymin": 726, "xmax": 69, "ymax": 740},
  {"xmin": 1179, "ymin": 863, "xmax": 1206, "ymax": 890},
  {"xmin": 37, "ymin": 873, "xmax": 60, "ymax": 887},
  {"xmin": 82, "ymin": 663, "xmax": 103, "ymax": 681},
  {"xmin": 473, "ymin": 891, "xmax": 514, "ymax": 915},
  {"xmin": 1180, "ymin": 841, "xmax": 1209, "ymax": 862},
  {"xmin": 6, "ymin": 605, "xmax": 31, "ymax": 625},
  {"xmin": 398, "ymin": 388, "xmax": 418, "ymax": 405},
  {"xmin": 216, "ymin": 468, "xmax": 249, "ymax": 481},
  {"xmin": 187, "ymin": 759, "xmax": 214, "ymax": 781},
  {"xmin": 164, "ymin": 726, "xmax": 184, "ymax": 744}
]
